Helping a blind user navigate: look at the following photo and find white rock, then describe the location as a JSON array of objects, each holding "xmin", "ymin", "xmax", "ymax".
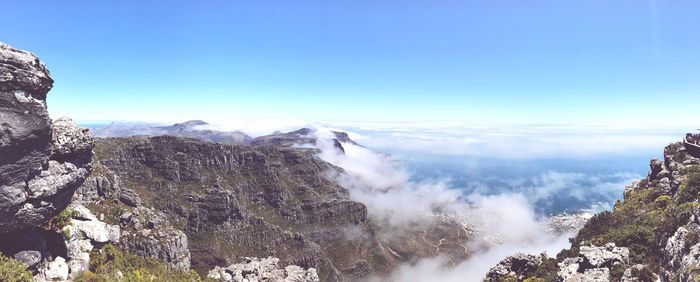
[{"xmin": 42, "ymin": 256, "xmax": 69, "ymax": 281}]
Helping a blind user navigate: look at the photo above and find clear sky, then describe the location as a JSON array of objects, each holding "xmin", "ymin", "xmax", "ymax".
[{"xmin": 2, "ymin": 0, "xmax": 698, "ymax": 126}]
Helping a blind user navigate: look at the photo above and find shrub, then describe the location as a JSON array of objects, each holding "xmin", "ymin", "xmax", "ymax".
[
  {"xmin": 525, "ymin": 256, "xmax": 558, "ymax": 282},
  {"xmin": 49, "ymin": 208, "xmax": 78, "ymax": 229},
  {"xmin": 677, "ymin": 172, "xmax": 700, "ymax": 204},
  {"xmin": 0, "ymin": 254, "xmax": 33, "ymax": 282},
  {"xmin": 78, "ymin": 244, "xmax": 203, "ymax": 282}
]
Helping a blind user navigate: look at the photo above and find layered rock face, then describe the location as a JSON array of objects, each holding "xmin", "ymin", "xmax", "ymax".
[
  {"xmin": 0, "ymin": 42, "xmax": 94, "ymax": 233},
  {"xmin": 485, "ymin": 253, "xmax": 543, "ymax": 281},
  {"xmin": 557, "ymin": 243, "xmax": 629, "ymax": 282},
  {"xmin": 90, "ymin": 135, "xmax": 398, "ymax": 281}
]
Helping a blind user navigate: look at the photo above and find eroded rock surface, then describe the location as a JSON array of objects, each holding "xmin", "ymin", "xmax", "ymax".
[
  {"xmin": 0, "ymin": 42, "xmax": 93, "ymax": 233},
  {"xmin": 557, "ymin": 243, "xmax": 629, "ymax": 282},
  {"xmin": 207, "ymin": 257, "xmax": 319, "ymax": 282},
  {"xmin": 485, "ymin": 253, "xmax": 542, "ymax": 281}
]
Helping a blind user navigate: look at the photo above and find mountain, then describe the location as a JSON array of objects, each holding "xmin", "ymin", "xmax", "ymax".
[
  {"xmin": 486, "ymin": 139, "xmax": 700, "ymax": 281},
  {"xmin": 90, "ymin": 120, "xmax": 252, "ymax": 144},
  {"xmin": 82, "ymin": 131, "xmax": 471, "ymax": 281}
]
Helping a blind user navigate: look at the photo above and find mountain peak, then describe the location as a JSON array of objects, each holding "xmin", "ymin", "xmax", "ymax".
[{"xmin": 173, "ymin": 120, "xmax": 209, "ymax": 128}]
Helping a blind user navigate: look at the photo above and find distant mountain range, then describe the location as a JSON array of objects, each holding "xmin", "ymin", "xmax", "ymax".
[{"xmin": 89, "ymin": 120, "xmax": 252, "ymax": 144}]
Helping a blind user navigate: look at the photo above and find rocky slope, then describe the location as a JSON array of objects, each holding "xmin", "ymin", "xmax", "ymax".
[
  {"xmin": 487, "ymin": 139, "xmax": 700, "ymax": 282},
  {"xmin": 82, "ymin": 129, "xmax": 471, "ymax": 281}
]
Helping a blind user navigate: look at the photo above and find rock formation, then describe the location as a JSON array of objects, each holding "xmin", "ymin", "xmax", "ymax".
[
  {"xmin": 0, "ymin": 42, "xmax": 94, "ymax": 233},
  {"xmin": 485, "ymin": 253, "xmax": 542, "ymax": 281},
  {"xmin": 207, "ymin": 257, "xmax": 319, "ymax": 282},
  {"xmin": 118, "ymin": 206, "xmax": 191, "ymax": 271},
  {"xmin": 557, "ymin": 243, "xmax": 629, "ymax": 282}
]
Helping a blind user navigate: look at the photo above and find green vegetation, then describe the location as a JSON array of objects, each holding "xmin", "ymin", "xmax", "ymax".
[
  {"xmin": 525, "ymin": 162, "xmax": 700, "ymax": 281},
  {"xmin": 0, "ymin": 254, "xmax": 33, "ymax": 282},
  {"xmin": 524, "ymin": 257, "xmax": 558, "ymax": 282},
  {"xmin": 49, "ymin": 208, "xmax": 78, "ymax": 229},
  {"xmin": 74, "ymin": 244, "xmax": 204, "ymax": 282}
]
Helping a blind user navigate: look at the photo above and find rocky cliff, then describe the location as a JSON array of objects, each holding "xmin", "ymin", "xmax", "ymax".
[
  {"xmin": 487, "ymin": 139, "xmax": 700, "ymax": 282},
  {"xmin": 0, "ymin": 42, "xmax": 98, "ymax": 280},
  {"xmin": 0, "ymin": 42, "xmax": 94, "ymax": 234},
  {"xmin": 85, "ymin": 135, "xmax": 390, "ymax": 281}
]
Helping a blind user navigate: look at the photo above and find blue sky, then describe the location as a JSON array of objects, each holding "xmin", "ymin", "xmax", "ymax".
[{"xmin": 2, "ymin": 0, "xmax": 699, "ymax": 125}]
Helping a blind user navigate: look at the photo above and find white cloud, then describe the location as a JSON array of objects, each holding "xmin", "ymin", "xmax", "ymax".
[
  {"xmin": 90, "ymin": 117, "xmax": 687, "ymax": 159},
  {"xmin": 307, "ymin": 127, "xmax": 585, "ymax": 281}
]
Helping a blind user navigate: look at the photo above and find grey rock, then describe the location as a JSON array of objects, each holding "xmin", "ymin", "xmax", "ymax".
[
  {"xmin": 119, "ymin": 188, "xmax": 142, "ymax": 207},
  {"xmin": 73, "ymin": 162, "xmax": 121, "ymax": 203},
  {"xmin": 580, "ymin": 268, "xmax": 610, "ymax": 282},
  {"xmin": 648, "ymin": 159, "xmax": 664, "ymax": 180},
  {"xmin": 485, "ymin": 252, "xmax": 542, "ymax": 281},
  {"xmin": 679, "ymin": 243, "xmax": 700, "ymax": 281},
  {"xmin": 37, "ymin": 256, "xmax": 69, "ymax": 282},
  {"xmin": 579, "ymin": 243, "xmax": 629, "ymax": 268},
  {"xmin": 13, "ymin": 250, "xmax": 41, "ymax": 268},
  {"xmin": 0, "ymin": 42, "xmax": 93, "ymax": 233},
  {"xmin": 207, "ymin": 257, "xmax": 319, "ymax": 282},
  {"xmin": 119, "ymin": 207, "xmax": 191, "ymax": 271},
  {"xmin": 67, "ymin": 205, "xmax": 120, "ymax": 244},
  {"xmin": 664, "ymin": 225, "xmax": 696, "ymax": 271},
  {"xmin": 621, "ymin": 264, "xmax": 660, "ymax": 282},
  {"xmin": 50, "ymin": 117, "xmax": 94, "ymax": 165},
  {"xmin": 558, "ymin": 243, "xmax": 629, "ymax": 282}
]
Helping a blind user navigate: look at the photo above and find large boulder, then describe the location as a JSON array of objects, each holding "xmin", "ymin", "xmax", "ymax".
[
  {"xmin": 485, "ymin": 253, "xmax": 542, "ymax": 281},
  {"xmin": 558, "ymin": 243, "xmax": 629, "ymax": 282},
  {"xmin": 0, "ymin": 42, "xmax": 94, "ymax": 233}
]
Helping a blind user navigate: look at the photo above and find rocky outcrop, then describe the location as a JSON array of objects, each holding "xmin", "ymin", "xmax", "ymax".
[
  {"xmin": 621, "ymin": 264, "xmax": 661, "ymax": 282},
  {"xmin": 485, "ymin": 253, "xmax": 542, "ymax": 281},
  {"xmin": 557, "ymin": 243, "xmax": 629, "ymax": 282},
  {"xmin": 118, "ymin": 206, "xmax": 191, "ymax": 271},
  {"xmin": 548, "ymin": 210, "xmax": 593, "ymax": 234},
  {"xmin": 207, "ymin": 257, "xmax": 319, "ymax": 282},
  {"xmin": 59, "ymin": 205, "xmax": 120, "ymax": 279},
  {"xmin": 0, "ymin": 42, "xmax": 94, "ymax": 234}
]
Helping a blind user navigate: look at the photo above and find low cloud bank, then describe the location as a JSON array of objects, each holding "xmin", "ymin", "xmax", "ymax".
[
  {"xmin": 309, "ymin": 127, "xmax": 587, "ymax": 280},
  {"xmin": 331, "ymin": 121, "xmax": 683, "ymax": 159},
  {"xmin": 377, "ymin": 235, "xmax": 571, "ymax": 282}
]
